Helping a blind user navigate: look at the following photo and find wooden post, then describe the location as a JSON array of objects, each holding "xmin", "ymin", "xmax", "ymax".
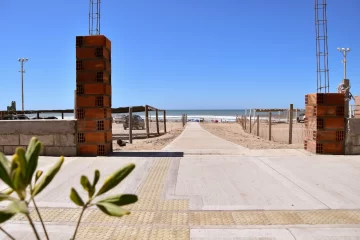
[
  {"xmin": 156, "ymin": 109, "xmax": 159, "ymax": 135},
  {"xmin": 164, "ymin": 110, "xmax": 167, "ymax": 133},
  {"xmin": 250, "ymin": 114, "xmax": 252, "ymax": 133},
  {"xmin": 289, "ymin": 104, "xmax": 293, "ymax": 144},
  {"xmin": 37, "ymin": 112, "xmax": 40, "ymax": 119},
  {"xmin": 244, "ymin": 115, "xmax": 247, "ymax": 130},
  {"xmin": 129, "ymin": 107, "xmax": 133, "ymax": 144},
  {"xmin": 61, "ymin": 112, "xmax": 64, "ymax": 119},
  {"xmin": 269, "ymin": 112, "xmax": 272, "ymax": 141},
  {"xmin": 257, "ymin": 115, "xmax": 260, "ymax": 136},
  {"xmin": 287, "ymin": 109, "xmax": 289, "ymax": 123},
  {"xmin": 145, "ymin": 105, "xmax": 150, "ymax": 138}
]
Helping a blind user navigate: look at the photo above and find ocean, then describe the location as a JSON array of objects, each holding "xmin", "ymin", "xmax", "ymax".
[{"xmin": 24, "ymin": 109, "xmax": 305, "ymax": 122}]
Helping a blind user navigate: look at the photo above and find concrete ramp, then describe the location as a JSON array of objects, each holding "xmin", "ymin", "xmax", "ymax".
[{"xmin": 163, "ymin": 122, "xmax": 307, "ymax": 157}]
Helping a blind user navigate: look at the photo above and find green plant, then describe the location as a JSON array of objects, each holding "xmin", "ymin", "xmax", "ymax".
[{"xmin": 0, "ymin": 137, "xmax": 138, "ymax": 240}]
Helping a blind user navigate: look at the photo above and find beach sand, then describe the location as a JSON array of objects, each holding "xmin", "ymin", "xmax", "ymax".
[
  {"xmin": 112, "ymin": 121, "xmax": 184, "ymax": 151},
  {"xmin": 201, "ymin": 122, "xmax": 304, "ymax": 149}
]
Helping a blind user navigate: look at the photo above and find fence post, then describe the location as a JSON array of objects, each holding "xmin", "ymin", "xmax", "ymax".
[
  {"xmin": 257, "ymin": 115, "xmax": 259, "ymax": 137},
  {"xmin": 164, "ymin": 110, "xmax": 167, "ymax": 133},
  {"xmin": 156, "ymin": 109, "xmax": 159, "ymax": 135},
  {"xmin": 289, "ymin": 104, "xmax": 293, "ymax": 144},
  {"xmin": 250, "ymin": 114, "xmax": 252, "ymax": 133},
  {"xmin": 244, "ymin": 115, "xmax": 247, "ymax": 130},
  {"xmin": 269, "ymin": 112, "xmax": 272, "ymax": 141},
  {"xmin": 145, "ymin": 105, "xmax": 150, "ymax": 138},
  {"xmin": 129, "ymin": 107, "xmax": 133, "ymax": 144}
]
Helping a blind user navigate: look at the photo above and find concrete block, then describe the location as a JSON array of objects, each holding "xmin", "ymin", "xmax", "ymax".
[
  {"xmin": 0, "ymin": 135, "xmax": 19, "ymax": 145},
  {"xmin": 45, "ymin": 146, "xmax": 77, "ymax": 157},
  {"xmin": 20, "ymin": 135, "xmax": 54, "ymax": 146},
  {"xmin": 3, "ymin": 146, "xmax": 27, "ymax": 155},
  {"xmin": 54, "ymin": 134, "xmax": 76, "ymax": 147},
  {"xmin": 352, "ymin": 135, "xmax": 360, "ymax": 146},
  {"xmin": 0, "ymin": 120, "xmax": 76, "ymax": 135},
  {"xmin": 347, "ymin": 119, "xmax": 360, "ymax": 134},
  {"xmin": 349, "ymin": 145, "xmax": 360, "ymax": 155}
]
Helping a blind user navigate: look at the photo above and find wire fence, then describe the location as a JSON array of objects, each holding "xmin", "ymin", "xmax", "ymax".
[{"xmin": 237, "ymin": 107, "xmax": 305, "ymax": 145}]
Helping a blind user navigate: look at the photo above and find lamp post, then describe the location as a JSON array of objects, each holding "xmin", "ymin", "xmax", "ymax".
[
  {"xmin": 337, "ymin": 47, "xmax": 351, "ymax": 79},
  {"xmin": 18, "ymin": 58, "xmax": 28, "ymax": 112}
]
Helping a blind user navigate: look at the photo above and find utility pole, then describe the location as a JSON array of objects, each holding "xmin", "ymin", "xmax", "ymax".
[
  {"xmin": 337, "ymin": 47, "xmax": 352, "ymax": 119},
  {"xmin": 18, "ymin": 58, "xmax": 29, "ymax": 112},
  {"xmin": 337, "ymin": 47, "xmax": 351, "ymax": 80}
]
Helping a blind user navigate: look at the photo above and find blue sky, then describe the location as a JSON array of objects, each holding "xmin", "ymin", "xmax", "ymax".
[{"xmin": 1, "ymin": 0, "xmax": 359, "ymax": 110}]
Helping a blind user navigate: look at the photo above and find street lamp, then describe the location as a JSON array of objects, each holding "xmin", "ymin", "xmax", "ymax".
[
  {"xmin": 18, "ymin": 58, "xmax": 28, "ymax": 112},
  {"xmin": 337, "ymin": 47, "xmax": 351, "ymax": 79}
]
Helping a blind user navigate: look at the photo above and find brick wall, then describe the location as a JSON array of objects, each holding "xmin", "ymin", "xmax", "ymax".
[{"xmin": 0, "ymin": 120, "xmax": 77, "ymax": 156}]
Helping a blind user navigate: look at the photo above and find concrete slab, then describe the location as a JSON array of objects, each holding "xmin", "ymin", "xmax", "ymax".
[
  {"xmin": 0, "ymin": 156, "xmax": 62, "ymax": 192},
  {"xmin": 32, "ymin": 156, "xmax": 149, "ymax": 208},
  {"xmin": 175, "ymin": 155, "xmax": 327, "ymax": 210},
  {"xmin": 289, "ymin": 227, "xmax": 360, "ymax": 239},
  {"xmin": 164, "ymin": 123, "xmax": 247, "ymax": 154},
  {"xmin": 190, "ymin": 229, "xmax": 295, "ymax": 240},
  {"xmin": 191, "ymin": 228, "xmax": 360, "ymax": 240},
  {"xmin": 259, "ymin": 156, "xmax": 360, "ymax": 209}
]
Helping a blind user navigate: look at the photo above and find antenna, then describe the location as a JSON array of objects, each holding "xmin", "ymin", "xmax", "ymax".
[
  {"xmin": 315, "ymin": 0, "xmax": 330, "ymax": 93},
  {"xmin": 89, "ymin": 0, "xmax": 101, "ymax": 35}
]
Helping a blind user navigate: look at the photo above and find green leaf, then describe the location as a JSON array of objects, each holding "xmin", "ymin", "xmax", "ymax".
[
  {"xmin": 80, "ymin": 176, "xmax": 91, "ymax": 191},
  {"xmin": 96, "ymin": 164, "xmax": 135, "ymax": 196},
  {"xmin": 81, "ymin": 175, "xmax": 94, "ymax": 198},
  {"xmin": 0, "ymin": 189, "xmax": 18, "ymax": 202},
  {"xmin": 35, "ymin": 170, "xmax": 43, "ymax": 183},
  {"xmin": 0, "ymin": 209, "xmax": 15, "ymax": 223},
  {"xmin": 93, "ymin": 170, "xmax": 100, "ymax": 187},
  {"xmin": 10, "ymin": 155, "xmax": 26, "ymax": 200},
  {"xmin": 15, "ymin": 147, "xmax": 27, "ymax": 179},
  {"xmin": 96, "ymin": 202, "xmax": 130, "ymax": 217},
  {"xmin": 32, "ymin": 156, "xmax": 64, "ymax": 196},
  {"xmin": 1, "ymin": 189, "xmax": 13, "ymax": 195},
  {"xmin": 25, "ymin": 138, "xmax": 42, "ymax": 185},
  {"xmin": 0, "ymin": 193, "xmax": 10, "ymax": 202},
  {"xmin": 0, "ymin": 153, "xmax": 13, "ymax": 188},
  {"xmin": 90, "ymin": 170, "xmax": 100, "ymax": 198},
  {"xmin": 97, "ymin": 194, "xmax": 138, "ymax": 206},
  {"xmin": 8, "ymin": 200, "xmax": 28, "ymax": 214},
  {"xmin": 70, "ymin": 188, "xmax": 84, "ymax": 207}
]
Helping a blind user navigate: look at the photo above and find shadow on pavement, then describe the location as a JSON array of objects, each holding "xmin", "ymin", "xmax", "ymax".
[
  {"xmin": 110, "ymin": 151, "xmax": 184, "ymax": 157},
  {"xmin": 112, "ymin": 133, "xmax": 165, "ymax": 140}
]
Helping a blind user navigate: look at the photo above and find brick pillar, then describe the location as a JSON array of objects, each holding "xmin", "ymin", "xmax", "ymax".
[
  {"xmin": 304, "ymin": 93, "xmax": 345, "ymax": 155},
  {"xmin": 75, "ymin": 35, "xmax": 112, "ymax": 156}
]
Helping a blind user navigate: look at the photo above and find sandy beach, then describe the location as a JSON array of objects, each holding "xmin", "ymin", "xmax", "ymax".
[
  {"xmin": 112, "ymin": 121, "xmax": 184, "ymax": 151},
  {"xmin": 201, "ymin": 122, "xmax": 304, "ymax": 149}
]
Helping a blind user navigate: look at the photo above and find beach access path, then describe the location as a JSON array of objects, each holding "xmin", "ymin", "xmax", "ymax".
[{"xmin": 1, "ymin": 122, "xmax": 360, "ymax": 239}]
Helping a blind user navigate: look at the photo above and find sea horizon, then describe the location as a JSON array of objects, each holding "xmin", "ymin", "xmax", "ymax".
[{"xmin": 18, "ymin": 109, "xmax": 304, "ymax": 122}]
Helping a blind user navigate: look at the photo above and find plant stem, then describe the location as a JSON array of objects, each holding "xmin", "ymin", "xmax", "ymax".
[
  {"xmin": 0, "ymin": 227, "xmax": 15, "ymax": 240},
  {"xmin": 71, "ymin": 205, "xmax": 87, "ymax": 240},
  {"xmin": 26, "ymin": 213, "xmax": 41, "ymax": 240},
  {"xmin": 31, "ymin": 197, "xmax": 49, "ymax": 240}
]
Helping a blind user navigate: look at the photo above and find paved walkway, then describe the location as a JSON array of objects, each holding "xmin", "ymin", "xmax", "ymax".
[{"xmin": 1, "ymin": 123, "xmax": 360, "ymax": 239}]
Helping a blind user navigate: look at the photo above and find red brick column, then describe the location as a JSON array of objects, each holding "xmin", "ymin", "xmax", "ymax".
[
  {"xmin": 304, "ymin": 93, "xmax": 345, "ymax": 155},
  {"xmin": 75, "ymin": 35, "xmax": 112, "ymax": 156}
]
